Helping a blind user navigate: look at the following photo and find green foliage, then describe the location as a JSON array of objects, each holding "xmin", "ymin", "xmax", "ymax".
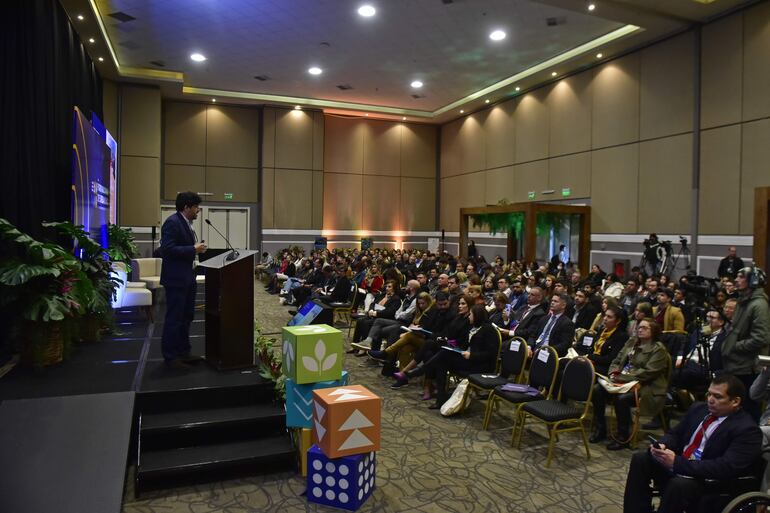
[
  {"xmin": 470, "ymin": 211, "xmax": 525, "ymax": 237},
  {"xmin": 106, "ymin": 224, "xmax": 139, "ymax": 269},
  {"xmin": 254, "ymin": 321, "xmax": 284, "ymax": 400}
]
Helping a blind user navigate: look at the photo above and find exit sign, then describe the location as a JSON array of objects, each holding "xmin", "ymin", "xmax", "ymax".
[
  {"xmin": 527, "ymin": 191, "xmax": 535, "ymax": 200},
  {"xmin": 224, "ymin": 193, "xmax": 233, "ymax": 200},
  {"xmin": 561, "ymin": 187, "xmax": 571, "ymax": 197}
]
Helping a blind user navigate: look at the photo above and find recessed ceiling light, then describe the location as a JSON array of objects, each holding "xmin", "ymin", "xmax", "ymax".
[
  {"xmin": 402, "ymin": 117, "xmax": 406, "ymax": 121},
  {"xmin": 358, "ymin": 5, "xmax": 376, "ymax": 17},
  {"xmin": 308, "ymin": 66, "xmax": 323, "ymax": 75},
  {"xmin": 489, "ymin": 30, "xmax": 506, "ymax": 41},
  {"xmin": 410, "ymin": 80, "xmax": 423, "ymax": 88},
  {"xmin": 515, "ymin": 86, "xmax": 521, "ymax": 91},
  {"xmin": 460, "ymin": 110, "xmax": 464, "ymax": 114},
  {"xmin": 596, "ymin": 53, "xmax": 603, "ymax": 58},
  {"xmin": 551, "ymin": 71, "xmax": 558, "ymax": 76},
  {"xmin": 98, "ymin": 57, "xmax": 104, "ymax": 62},
  {"xmin": 77, "ymin": 14, "xmax": 84, "ymax": 20},
  {"xmin": 587, "ymin": 2, "xmax": 596, "ymax": 11},
  {"xmin": 88, "ymin": 38, "xmax": 95, "ymax": 44},
  {"xmin": 190, "ymin": 53, "xmax": 207, "ymax": 62},
  {"xmin": 485, "ymin": 99, "xmax": 490, "ymax": 104},
  {"xmin": 212, "ymin": 98, "xmax": 216, "ymax": 102},
  {"xmin": 294, "ymin": 105, "xmax": 302, "ymax": 110},
  {"xmin": 365, "ymin": 113, "xmax": 369, "ymax": 116}
]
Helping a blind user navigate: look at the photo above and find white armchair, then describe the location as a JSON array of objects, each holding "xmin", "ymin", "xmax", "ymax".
[
  {"xmin": 131, "ymin": 258, "xmax": 163, "ymax": 291},
  {"xmin": 112, "ymin": 262, "xmax": 153, "ymax": 319}
]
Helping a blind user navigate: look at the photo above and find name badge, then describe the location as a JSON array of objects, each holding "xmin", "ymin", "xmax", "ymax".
[
  {"xmin": 582, "ymin": 336, "xmax": 594, "ymax": 347},
  {"xmin": 537, "ymin": 350, "xmax": 549, "ymax": 363},
  {"xmin": 691, "ymin": 448, "xmax": 703, "ymax": 461},
  {"xmin": 510, "ymin": 340, "xmax": 521, "ymax": 352}
]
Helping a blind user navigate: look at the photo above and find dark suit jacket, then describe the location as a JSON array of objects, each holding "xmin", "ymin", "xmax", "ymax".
[
  {"xmin": 572, "ymin": 304, "xmax": 599, "ymax": 330},
  {"xmin": 583, "ymin": 326, "xmax": 628, "ymax": 375},
  {"xmin": 160, "ymin": 212, "xmax": 196, "ymax": 288},
  {"xmin": 529, "ymin": 314, "xmax": 575, "ymax": 357},
  {"xmin": 661, "ymin": 402, "xmax": 761, "ymax": 480},
  {"xmin": 328, "ymin": 276, "xmax": 352, "ymax": 303},
  {"xmin": 513, "ymin": 304, "xmax": 546, "ymax": 341},
  {"xmin": 370, "ymin": 294, "xmax": 401, "ymax": 320},
  {"xmin": 468, "ymin": 324, "xmax": 499, "ymax": 372}
]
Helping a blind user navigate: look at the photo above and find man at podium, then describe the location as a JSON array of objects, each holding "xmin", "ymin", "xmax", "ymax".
[{"xmin": 160, "ymin": 192, "xmax": 207, "ymax": 369}]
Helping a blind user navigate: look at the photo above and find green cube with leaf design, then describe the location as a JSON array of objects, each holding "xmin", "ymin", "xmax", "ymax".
[{"xmin": 282, "ymin": 324, "xmax": 343, "ymax": 384}]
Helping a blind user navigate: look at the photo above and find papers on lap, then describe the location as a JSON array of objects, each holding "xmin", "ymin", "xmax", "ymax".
[
  {"xmin": 401, "ymin": 326, "xmax": 433, "ymax": 337},
  {"xmin": 597, "ymin": 375, "xmax": 639, "ymax": 394},
  {"xmin": 441, "ymin": 345, "xmax": 464, "ymax": 354}
]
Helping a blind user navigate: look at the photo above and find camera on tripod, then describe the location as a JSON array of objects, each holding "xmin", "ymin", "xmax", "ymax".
[{"xmin": 679, "ymin": 273, "xmax": 719, "ymax": 303}]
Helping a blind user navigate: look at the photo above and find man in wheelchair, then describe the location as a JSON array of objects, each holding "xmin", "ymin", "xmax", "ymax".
[{"xmin": 623, "ymin": 373, "xmax": 762, "ymax": 513}]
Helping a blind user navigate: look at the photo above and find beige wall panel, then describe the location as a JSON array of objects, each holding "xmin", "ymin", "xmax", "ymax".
[
  {"xmin": 274, "ymin": 169, "xmax": 313, "ymax": 229},
  {"xmin": 164, "ymin": 102, "xmax": 206, "ymax": 166},
  {"xmin": 440, "ymin": 172, "xmax": 485, "ymax": 231},
  {"xmin": 102, "ymin": 79, "xmax": 118, "ymax": 137},
  {"xmin": 440, "ymin": 118, "xmax": 461, "ymax": 177},
  {"xmin": 262, "ymin": 107, "xmax": 276, "ymax": 169},
  {"xmin": 262, "ymin": 168, "xmax": 274, "ymax": 229},
  {"xmin": 401, "ymin": 178, "xmax": 436, "ymax": 231},
  {"xmin": 512, "ymin": 160, "xmax": 548, "ymax": 203},
  {"xmin": 484, "ymin": 101, "xmax": 516, "ymax": 169},
  {"xmin": 363, "ymin": 120, "xmax": 401, "ymax": 176},
  {"xmin": 312, "ymin": 171, "xmax": 323, "ymax": 229},
  {"xmin": 591, "ymin": 144, "xmax": 639, "ymax": 233},
  {"xmin": 549, "ymin": 152, "xmax": 591, "ymax": 199},
  {"xmin": 484, "ymin": 166, "xmax": 516, "ymax": 206},
  {"xmin": 119, "ymin": 156, "xmax": 160, "ymax": 226},
  {"xmin": 515, "ymin": 88, "xmax": 549, "ymax": 163},
  {"xmin": 323, "ymin": 173, "xmax": 363, "ymax": 230},
  {"xmin": 362, "ymin": 175, "xmax": 400, "ymax": 230},
  {"xmin": 638, "ymin": 135, "xmax": 692, "ymax": 234},
  {"xmin": 743, "ymin": 1, "xmax": 770, "ymax": 121},
  {"xmin": 275, "ymin": 108, "xmax": 314, "ymax": 170},
  {"xmin": 592, "ymin": 53, "xmax": 641, "ymax": 148},
  {"xmin": 121, "ymin": 85, "xmax": 161, "ymax": 158},
  {"xmin": 313, "ymin": 112, "xmax": 324, "ymax": 171},
  {"xmin": 701, "ymin": 14, "xmax": 743, "ymax": 129},
  {"xmin": 205, "ymin": 166, "xmax": 258, "ymax": 203},
  {"xmin": 456, "ymin": 114, "xmax": 487, "ymax": 174},
  {"xmin": 548, "ymin": 73, "xmax": 592, "ymax": 156},
  {"xmin": 401, "ymin": 123, "xmax": 437, "ymax": 178},
  {"xmin": 205, "ymin": 106, "xmax": 259, "ymax": 168},
  {"xmin": 699, "ymin": 126, "xmax": 741, "ymax": 234},
  {"xmin": 640, "ymin": 32, "xmax": 694, "ymax": 140},
  {"xmin": 740, "ymin": 119, "xmax": 770, "ymax": 233},
  {"xmin": 324, "ymin": 116, "xmax": 364, "ymax": 174},
  {"xmin": 163, "ymin": 164, "xmax": 205, "ymax": 201}
]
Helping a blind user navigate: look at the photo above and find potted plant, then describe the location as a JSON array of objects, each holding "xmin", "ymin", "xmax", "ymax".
[
  {"xmin": 0, "ymin": 218, "xmax": 83, "ymax": 367},
  {"xmin": 106, "ymin": 224, "xmax": 139, "ymax": 271},
  {"xmin": 43, "ymin": 222, "xmax": 121, "ymax": 342},
  {"xmin": 254, "ymin": 321, "xmax": 285, "ymax": 401}
]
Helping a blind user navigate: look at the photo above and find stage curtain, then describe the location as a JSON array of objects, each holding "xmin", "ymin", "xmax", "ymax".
[{"xmin": 0, "ymin": 0, "xmax": 103, "ymax": 239}]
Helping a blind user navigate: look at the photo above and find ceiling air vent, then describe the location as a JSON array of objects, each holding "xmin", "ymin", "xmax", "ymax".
[
  {"xmin": 149, "ymin": 60, "xmax": 166, "ymax": 68},
  {"xmin": 108, "ymin": 11, "xmax": 136, "ymax": 23},
  {"xmin": 253, "ymin": 75, "xmax": 270, "ymax": 81},
  {"xmin": 546, "ymin": 16, "xmax": 567, "ymax": 27},
  {"xmin": 336, "ymin": 84, "xmax": 353, "ymax": 90}
]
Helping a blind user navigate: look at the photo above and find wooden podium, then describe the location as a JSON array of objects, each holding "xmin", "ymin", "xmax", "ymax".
[{"xmin": 198, "ymin": 250, "xmax": 256, "ymax": 370}]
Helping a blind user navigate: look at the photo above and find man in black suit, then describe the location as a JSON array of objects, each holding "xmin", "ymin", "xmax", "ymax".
[
  {"xmin": 160, "ymin": 191, "xmax": 207, "ymax": 369},
  {"xmin": 528, "ymin": 293, "xmax": 575, "ymax": 357},
  {"xmin": 623, "ymin": 374, "xmax": 762, "ymax": 513},
  {"xmin": 503, "ymin": 286, "xmax": 546, "ymax": 341},
  {"xmin": 572, "ymin": 289, "xmax": 599, "ymax": 330}
]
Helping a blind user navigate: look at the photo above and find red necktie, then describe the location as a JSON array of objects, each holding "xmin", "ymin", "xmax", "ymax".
[{"xmin": 682, "ymin": 415, "xmax": 717, "ymax": 459}]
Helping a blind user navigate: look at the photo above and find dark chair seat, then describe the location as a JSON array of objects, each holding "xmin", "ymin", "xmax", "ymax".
[
  {"xmin": 522, "ymin": 400, "xmax": 583, "ymax": 422},
  {"xmin": 495, "ymin": 388, "xmax": 544, "ymax": 404},
  {"xmin": 468, "ymin": 373, "xmax": 507, "ymax": 389}
]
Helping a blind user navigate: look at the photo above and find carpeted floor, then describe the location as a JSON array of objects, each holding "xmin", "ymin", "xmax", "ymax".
[{"xmin": 122, "ymin": 280, "xmax": 632, "ymax": 512}]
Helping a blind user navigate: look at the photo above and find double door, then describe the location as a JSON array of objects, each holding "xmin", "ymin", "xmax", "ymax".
[{"xmin": 159, "ymin": 205, "xmax": 249, "ymax": 249}]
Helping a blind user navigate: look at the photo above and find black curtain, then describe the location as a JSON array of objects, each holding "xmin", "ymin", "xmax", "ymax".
[{"xmin": 0, "ymin": 0, "xmax": 103, "ymax": 240}]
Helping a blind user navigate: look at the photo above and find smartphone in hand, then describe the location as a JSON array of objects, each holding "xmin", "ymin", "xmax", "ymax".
[{"xmin": 648, "ymin": 435, "xmax": 661, "ymax": 449}]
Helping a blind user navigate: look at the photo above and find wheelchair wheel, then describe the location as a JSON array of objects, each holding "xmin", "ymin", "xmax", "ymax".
[{"xmin": 721, "ymin": 491, "xmax": 770, "ymax": 513}]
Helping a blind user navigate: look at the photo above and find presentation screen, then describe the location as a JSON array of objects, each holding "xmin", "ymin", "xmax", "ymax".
[{"xmin": 72, "ymin": 107, "xmax": 111, "ymax": 250}]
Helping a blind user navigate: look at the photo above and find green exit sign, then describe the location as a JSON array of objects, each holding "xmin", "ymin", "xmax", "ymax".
[
  {"xmin": 561, "ymin": 187, "xmax": 571, "ymax": 197},
  {"xmin": 224, "ymin": 193, "xmax": 233, "ymax": 200},
  {"xmin": 527, "ymin": 191, "xmax": 535, "ymax": 200}
]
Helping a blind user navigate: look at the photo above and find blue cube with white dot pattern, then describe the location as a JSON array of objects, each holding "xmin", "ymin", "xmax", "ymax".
[{"xmin": 306, "ymin": 444, "xmax": 376, "ymax": 511}]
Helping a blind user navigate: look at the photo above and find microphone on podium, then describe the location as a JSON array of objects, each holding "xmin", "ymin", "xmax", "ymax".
[{"xmin": 205, "ymin": 219, "xmax": 240, "ymax": 261}]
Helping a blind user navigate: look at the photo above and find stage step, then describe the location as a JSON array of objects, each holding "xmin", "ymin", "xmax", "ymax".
[
  {"xmin": 134, "ymin": 372, "xmax": 295, "ymax": 494},
  {"xmin": 138, "ymin": 436, "xmax": 295, "ymax": 482}
]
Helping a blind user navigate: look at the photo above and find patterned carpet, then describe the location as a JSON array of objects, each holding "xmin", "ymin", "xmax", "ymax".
[{"xmin": 122, "ymin": 280, "xmax": 631, "ymax": 512}]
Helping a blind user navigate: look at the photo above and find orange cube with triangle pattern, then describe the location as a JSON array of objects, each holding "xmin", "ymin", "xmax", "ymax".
[{"xmin": 311, "ymin": 385, "xmax": 381, "ymax": 458}]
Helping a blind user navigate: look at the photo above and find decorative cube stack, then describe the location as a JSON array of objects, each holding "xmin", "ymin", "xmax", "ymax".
[
  {"xmin": 281, "ymin": 323, "xmax": 381, "ymax": 510},
  {"xmin": 282, "ymin": 324, "xmax": 346, "ymax": 476}
]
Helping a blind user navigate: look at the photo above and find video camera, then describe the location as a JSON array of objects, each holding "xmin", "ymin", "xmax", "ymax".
[{"xmin": 678, "ymin": 273, "xmax": 719, "ymax": 303}]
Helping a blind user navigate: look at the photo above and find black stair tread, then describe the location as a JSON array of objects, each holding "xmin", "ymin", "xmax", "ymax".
[
  {"xmin": 139, "ymin": 436, "xmax": 294, "ymax": 474},
  {"xmin": 141, "ymin": 403, "xmax": 284, "ymax": 431}
]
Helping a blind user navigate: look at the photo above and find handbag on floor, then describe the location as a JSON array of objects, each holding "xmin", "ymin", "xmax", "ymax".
[{"xmin": 440, "ymin": 378, "xmax": 469, "ymax": 417}]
